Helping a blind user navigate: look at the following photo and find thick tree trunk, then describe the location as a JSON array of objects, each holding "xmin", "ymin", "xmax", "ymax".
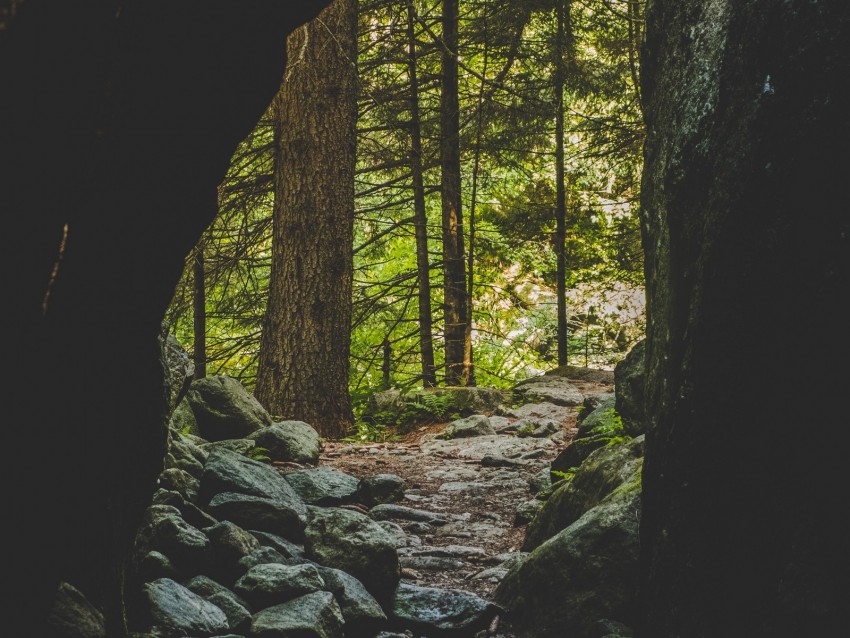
[
  {"xmin": 639, "ymin": 1, "xmax": 850, "ymax": 635},
  {"xmin": 0, "ymin": 3, "xmax": 326, "ymax": 635},
  {"xmin": 255, "ymin": 0, "xmax": 357, "ymax": 439},
  {"xmin": 406, "ymin": 0, "xmax": 437, "ymax": 388},
  {"xmin": 440, "ymin": 0, "xmax": 470, "ymax": 386}
]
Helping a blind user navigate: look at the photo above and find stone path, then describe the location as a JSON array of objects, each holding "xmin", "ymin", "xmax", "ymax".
[{"xmin": 317, "ymin": 376, "xmax": 615, "ymax": 636}]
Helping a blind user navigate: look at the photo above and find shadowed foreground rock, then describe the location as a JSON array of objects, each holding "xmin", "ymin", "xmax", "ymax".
[
  {"xmin": 639, "ymin": 0, "xmax": 850, "ymax": 634},
  {"xmin": 1, "ymin": 3, "xmax": 329, "ymax": 635}
]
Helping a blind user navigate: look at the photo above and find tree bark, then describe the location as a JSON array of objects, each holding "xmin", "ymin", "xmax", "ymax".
[
  {"xmin": 440, "ymin": 0, "xmax": 470, "ymax": 386},
  {"xmin": 640, "ymin": 1, "xmax": 850, "ymax": 635},
  {"xmin": 255, "ymin": 0, "xmax": 357, "ymax": 439},
  {"xmin": 554, "ymin": 0, "xmax": 569, "ymax": 366},
  {"xmin": 192, "ymin": 236, "xmax": 207, "ymax": 379},
  {"xmin": 406, "ymin": 0, "xmax": 437, "ymax": 388}
]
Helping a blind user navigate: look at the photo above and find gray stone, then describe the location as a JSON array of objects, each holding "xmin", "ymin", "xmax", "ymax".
[
  {"xmin": 528, "ymin": 468, "xmax": 553, "ymax": 496},
  {"xmin": 198, "ymin": 438, "xmax": 257, "ymax": 456},
  {"xmin": 186, "ymin": 375, "xmax": 272, "ymax": 441},
  {"xmin": 494, "ymin": 480, "xmax": 641, "ymax": 638},
  {"xmin": 389, "ymin": 583, "xmax": 500, "ymax": 636},
  {"xmin": 206, "ymin": 492, "xmax": 307, "ymax": 541},
  {"xmin": 356, "ymin": 473, "xmax": 406, "ymax": 507},
  {"xmin": 250, "ymin": 530, "xmax": 305, "ymax": 559},
  {"xmin": 576, "ymin": 398, "xmax": 619, "ymax": 438},
  {"xmin": 133, "ymin": 506, "xmax": 210, "ymax": 573},
  {"xmin": 143, "ymin": 578, "xmax": 229, "ymax": 637},
  {"xmin": 514, "ymin": 499, "xmax": 545, "ymax": 526},
  {"xmin": 315, "ymin": 566, "xmax": 387, "ymax": 632},
  {"xmin": 421, "ymin": 434, "xmax": 554, "ymax": 460},
  {"xmin": 368, "ymin": 504, "xmax": 448, "ymax": 526},
  {"xmin": 157, "ymin": 466, "xmax": 199, "ymax": 502},
  {"xmin": 399, "ymin": 556, "xmax": 466, "ymax": 571},
  {"xmin": 165, "ymin": 434, "xmax": 206, "ymax": 479},
  {"xmin": 614, "ymin": 340, "xmax": 646, "ymax": 436},
  {"xmin": 199, "ymin": 447, "xmax": 305, "ymax": 507},
  {"xmin": 250, "ymin": 591, "xmax": 344, "ymax": 638},
  {"xmin": 488, "ymin": 415, "xmax": 516, "ymax": 433},
  {"xmin": 549, "ymin": 435, "xmax": 614, "ymax": 478},
  {"xmin": 304, "ymin": 507, "xmax": 400, "ymax": 603},
  {"xmin": 512, "ymin": 376, "xmax": 585, "ymax": 406},
  {"xmin": 249, "ymin": 421, "xmax": 321, "ymax": 465},
  {"xmin": 505, "ymin": 402, "xmax": 572, "ymax": 427},
  {"xmin": 184, "ymin": 575, "xmax": 251, "ymax": 634},
  {"xmin": 524, "ymin": 437, "xmax": 644, "ymax": 551},
  {"xmin": 402, "ymin": 544, "xmax": 486, "ymax": 560},
  {"xmin": 151, "ymin": 489, "xmax": 218, "ymax": 530},
  {"xmin": 283, "ymin": 467, "xmax": 359, "ymax": 506},
  {"xmin": 233, "ymin": 563, "xmax": 325, "ymax": 609},
  {"xmin": 203, "ymin": 520, "xmax": 262, "ymax": 583},
  {"xmin": 236, "ymin": 546, "xmax": 300, "ymax": 574},
  {"xmin": 440, "ymin": 415, "xmax": 496, "ymax": 439},
  {"xmin": 159, "ymin": 329, "xmax": 195, "ymax": 414}
]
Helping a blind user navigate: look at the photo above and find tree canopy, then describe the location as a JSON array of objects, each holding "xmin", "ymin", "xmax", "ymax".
[{"xmin": 166, "ymin": 0, "xmax": 646, "ymax": 427}]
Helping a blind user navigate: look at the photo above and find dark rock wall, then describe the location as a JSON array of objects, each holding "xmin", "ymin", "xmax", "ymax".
[
  {"xmin": 640, "ymin": 1, "xmax": 850, "ymax": 635},
  {"xmin": 0, "ymin": 2, "xmax": 327, "ymax": 635}
]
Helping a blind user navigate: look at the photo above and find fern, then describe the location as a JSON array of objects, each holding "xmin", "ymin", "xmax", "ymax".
[{"xmin": 246, "ymin": 446, "xmax": 272, "ymax": 463}]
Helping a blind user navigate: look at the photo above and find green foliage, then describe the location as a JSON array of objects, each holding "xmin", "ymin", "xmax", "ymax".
[
  {"xmin": 587, "ymin": 407, "xmax": 625, "ymax": 437},
  {"xmin": 246, "ymin": 445, "xmax": 272, "ymax": 464},
  {"xmin": 343, "ymin": 420, "xmax": 392, "ymax": 443},
  {"xmin": 551, "ymin": 467, "xmax": 579, "ymax": 481},
  {"xmin": 165, "ymin": 0, "xmax": 647, "ymax": 402}
]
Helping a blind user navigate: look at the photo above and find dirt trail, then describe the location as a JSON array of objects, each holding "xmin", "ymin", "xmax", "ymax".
[{"xmin": 316, "ymin": 378, "xmax": 615, "ymax": 635}]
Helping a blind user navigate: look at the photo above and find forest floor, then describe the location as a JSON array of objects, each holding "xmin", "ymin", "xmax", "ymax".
[{"xmin": 316, "ymin": 377, "xmax": 615, "ymax": 637}]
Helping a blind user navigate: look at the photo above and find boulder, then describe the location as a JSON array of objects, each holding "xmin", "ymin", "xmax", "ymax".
[
  {"xmin": 184, "ymin": 575, "xmax": 252, "ymax": 634},
  {"xmin": 613, "ymin": 339, "xmax": 646, "ymax": 436},
  {"xmin": 159, "ymin": 327, "xmax": 195, "ymax": 414},
  {"xmin": 203, "ymin": 520, "xmax": 262, "ymax": 584},
  {"xmin": 142, "ymin": 578, "xmax": 229, "ymax": 637},
  {"xmin": 206, "ymin": 492, "xmax": 307, "ymax": 541},
  {"xmin": 249, "ymin": 421, "xmax": 321, "ymax": 465},
  {"xmin": 283, "ymin": 467, "xmax": 360, "ymax": 506},
  {"xmin": 389, "ymin": 583, "xmax": 501, "ymax": 637},
  {"xmin": 133, "ymin": 505, "xmax": 210, "ymax": 575},
  {"xmin": 524, "ymin": 437, "xmax": 644, "ymax": 552},
  {"xmin": 233, "ymin": 563, "xmax": 325, "ymax": 609},
  {"xmin": 304, "ymin": 507, "xmax": 400, "ymax": 602},
  {"xmin": 316, "ymin": 566, "xmax": 387, "ymax": 633},
  {"xmin": 157, "ymin": 466, "xmax": 199, "ymax": 503},
  {"xmin": 495, "ymin": 480, "xmax": 641, "ymax": 638},
  {"xmin": 199, "ymin": 447, "xmax": 304, "ymax": 505},
  {"xmin": 186, "ymin": 375, "xmax": 272, "ymax": 441},
  {"xmin": 356, "ymin": 474, "xmax": 406, "ymax": 507},
  {"xmin": 250, "ymin": 591, "xmax": 344, "ymax": 638},
  {"xmin": 576, "ymin": 398, "xmax": 619, "ymax": 438}
]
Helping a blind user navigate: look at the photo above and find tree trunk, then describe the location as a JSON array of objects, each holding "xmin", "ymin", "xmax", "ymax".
[
  {"xmin": 640, "ymin": 1, "xmax": 850, "ymax": 635},
  {"xmin": 192, "ymin": 236, "xmax": 207, "ymax": 379},
  {"xmin": 554, "ymin": 0, "xmax": 568, "ymax": 366},
  {"xmin": 406, "ymin": 0, "xmax": 437, "ymax": 388},
  {"xmin": 255, "ymin": 0, "xmax": 357, "ymax": 439},
  {"xmin": 440, "ymin": 0, "xmax": 470, "ymax": 386}
]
